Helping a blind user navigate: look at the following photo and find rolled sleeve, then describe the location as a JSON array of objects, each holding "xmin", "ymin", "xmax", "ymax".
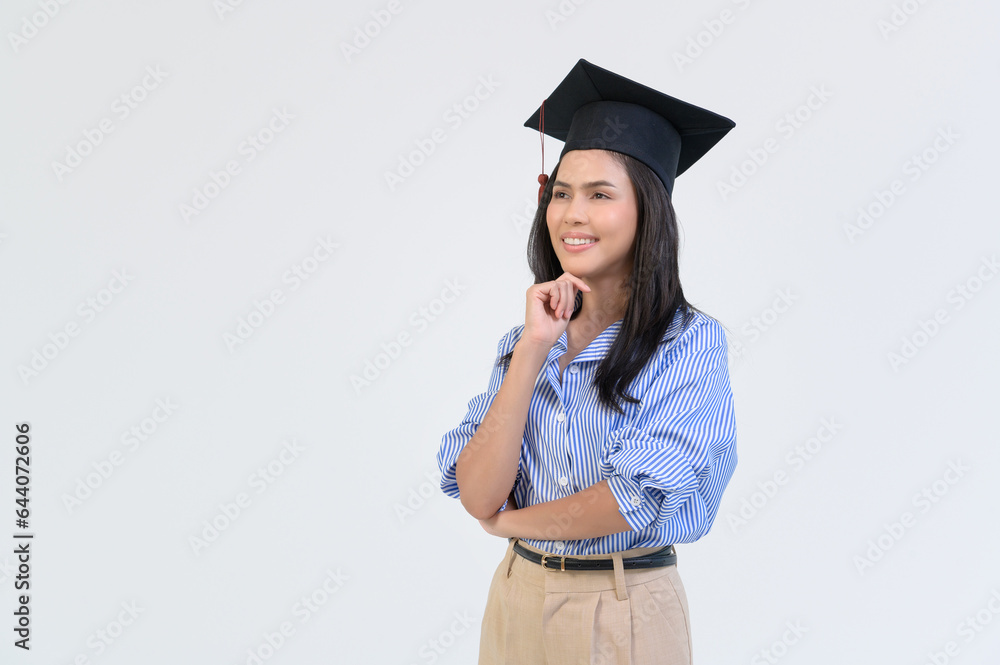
[
  {"xmin": 600, "ymin": 318, "xmax": 738, "ymax": 536},
  {"xmin": 437, "ymin": 325, "xmax": 524, "ymax": 501}
]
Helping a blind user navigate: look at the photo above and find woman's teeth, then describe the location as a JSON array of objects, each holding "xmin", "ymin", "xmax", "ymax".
[{"xmin": 564, "ymin": 238, "xmax": 596, "ymax": 245}]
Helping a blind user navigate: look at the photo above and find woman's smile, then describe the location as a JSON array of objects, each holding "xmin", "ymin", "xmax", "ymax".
[{"xmin": 561, "ymin": 232, "xmax": 599, "ymax": 251}]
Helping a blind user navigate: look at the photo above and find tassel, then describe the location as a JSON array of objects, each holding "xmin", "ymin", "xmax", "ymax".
[{"xmin": 537, "ymin": 98, "xmax": 547, "ymax": 205}]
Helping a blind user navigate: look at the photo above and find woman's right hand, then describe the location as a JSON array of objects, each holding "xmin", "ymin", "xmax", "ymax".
[{"xmin": 522, "ymin": 272, "xmax": 591, "ymax": 347}]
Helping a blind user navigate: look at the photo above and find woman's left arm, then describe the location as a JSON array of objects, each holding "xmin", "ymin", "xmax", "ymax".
[{"xmin": 480, "ymin": 479, "xmax": 631, "ymax": 540}]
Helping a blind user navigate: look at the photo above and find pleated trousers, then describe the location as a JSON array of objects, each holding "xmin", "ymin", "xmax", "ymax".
[{"xmin": 478, "ymin": 538, "xmax": 692, "ymax": 665}]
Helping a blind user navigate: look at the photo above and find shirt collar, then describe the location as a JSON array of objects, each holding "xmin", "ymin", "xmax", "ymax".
[{"xmin": 561, "ymin": 319, "xmax": 623, "ymax": 363}]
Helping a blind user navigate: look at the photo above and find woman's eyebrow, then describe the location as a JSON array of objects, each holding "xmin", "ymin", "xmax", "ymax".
[{"xmin": 552, "ymin": 179, "xmax": 619, "ymax": 189}]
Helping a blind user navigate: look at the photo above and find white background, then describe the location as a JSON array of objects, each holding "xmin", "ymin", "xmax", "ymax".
[{"xmin": 1, "ymin": 0, "xmax": 999, "ymax": 663}]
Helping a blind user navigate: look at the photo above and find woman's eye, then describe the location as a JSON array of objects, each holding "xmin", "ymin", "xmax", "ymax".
[
  {"xmin": 594, "ymin": 192, "xmax": 609, "ymax": 199},
  {"xmin": 553, "ymin": 191, "xmax": 568, "ymax": 198}
]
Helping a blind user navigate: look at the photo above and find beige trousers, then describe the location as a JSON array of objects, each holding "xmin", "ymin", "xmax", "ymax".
[{"xmin": 479, "ymin": 538, "xmax": 692, "ymax": 665}]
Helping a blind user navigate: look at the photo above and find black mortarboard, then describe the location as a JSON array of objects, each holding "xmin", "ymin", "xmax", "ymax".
[{"xmin": 524, "ymin": 59, "xmax": 735, "ymax": 197}]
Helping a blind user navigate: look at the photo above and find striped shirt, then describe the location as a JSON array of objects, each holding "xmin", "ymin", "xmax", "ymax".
[{"xmin": 437, "ymin": 305, "xmax": 737, "ymax": 556}]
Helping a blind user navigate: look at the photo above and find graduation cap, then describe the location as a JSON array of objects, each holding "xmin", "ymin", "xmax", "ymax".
[{"xmin": 524, "ymin": 59, "xmax": 735, "ymax": 200}]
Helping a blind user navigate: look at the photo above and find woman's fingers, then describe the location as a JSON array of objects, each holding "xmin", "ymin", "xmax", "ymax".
[
  {"xmin": 556, "ymin": 272, "xmax": 591, "ymax": 293},
  {"xmin": 561, "ymin": 281, "xmax": 574, "ymax": 318},
  {"xmin": 555, "ymin": 279, "xmax": 578, "ymax": 318},
  {"xmin": 523, "ymin": 273, "xmax": 590, "ymax": 344}
]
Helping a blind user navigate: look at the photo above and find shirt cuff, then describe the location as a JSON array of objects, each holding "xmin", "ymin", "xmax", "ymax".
[{"xmin": 606, "ymin": 474, "xmax": 658, "ymax": 532}]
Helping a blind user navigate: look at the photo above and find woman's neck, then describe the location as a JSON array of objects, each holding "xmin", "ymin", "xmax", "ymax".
[{"xmin": 576, "ymin": 279, "xmax": 628, "ymax": 330}]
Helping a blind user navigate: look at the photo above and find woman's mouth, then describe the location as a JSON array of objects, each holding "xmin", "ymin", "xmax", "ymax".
[{"xmin": 562, "ymin": 238, "xmax": 598, "ymax": 252}]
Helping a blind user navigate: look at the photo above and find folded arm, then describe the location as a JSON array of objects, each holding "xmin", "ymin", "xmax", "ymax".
[{"xmin": 479, "ymin": 479, "xmax": 632, "ymax": 540}]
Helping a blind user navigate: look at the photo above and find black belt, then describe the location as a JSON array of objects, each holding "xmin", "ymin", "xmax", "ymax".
[{"xmin": 513, "ymin": 542, "xmax": 676, "ymax": 571}]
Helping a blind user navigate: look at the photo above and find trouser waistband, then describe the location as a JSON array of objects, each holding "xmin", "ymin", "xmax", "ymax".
[
  {"xmin": 512, "ymin": 541, "xmax": 676, "ymax": 571},
  {"xmin": 504, "ymin": 538, "xmax": 677, "ymax": 602}
]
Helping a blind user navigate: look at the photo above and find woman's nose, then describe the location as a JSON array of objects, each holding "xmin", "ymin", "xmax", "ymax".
[{"xmin": 562, "ymin": 195, "xmax": 588, "ymax": 223}]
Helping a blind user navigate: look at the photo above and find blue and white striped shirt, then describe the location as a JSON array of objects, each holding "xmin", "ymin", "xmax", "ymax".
[{"xmin": 438, "ymin": 305, "xmax": 737, "ymax": 556}]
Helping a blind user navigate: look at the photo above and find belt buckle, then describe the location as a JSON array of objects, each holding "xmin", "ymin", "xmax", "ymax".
[{"xmin": 540, "ymin": 554, "xmax": 566, "ymax": 571}]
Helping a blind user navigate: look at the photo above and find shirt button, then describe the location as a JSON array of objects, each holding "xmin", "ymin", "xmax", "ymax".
[
  {"xmin": 559, "ymin": 476, "xmax": 569, "ymax": 486},
  {"xmin": 630, "ymin": 495, "xmax": 641, "ymax": 507},
  {"xmin": 556, "ymin": 412, "xmax": 565, "ymax": 423},
  {"xmin": 569, "ymin": 365, "xmax": 580, "ymax": 374},
  {"xmin": 554, "ymin": 541, "xmax": 565, "ymax": 551}
]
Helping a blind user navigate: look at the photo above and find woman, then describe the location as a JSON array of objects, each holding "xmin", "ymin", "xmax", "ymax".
[{"xmin": 438, "ymin": 59, "xmax": 738, "ymax": 664}]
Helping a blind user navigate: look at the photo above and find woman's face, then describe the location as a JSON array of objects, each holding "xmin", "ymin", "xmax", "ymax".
[{"xmin": 546, "ymin": 149, "xmax": 638, "ymax": 285}]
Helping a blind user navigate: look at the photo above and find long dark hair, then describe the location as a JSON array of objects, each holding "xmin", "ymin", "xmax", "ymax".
[{"xmin": 499, "ymin": 149, "xmax": 708, "ymax": 416}]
